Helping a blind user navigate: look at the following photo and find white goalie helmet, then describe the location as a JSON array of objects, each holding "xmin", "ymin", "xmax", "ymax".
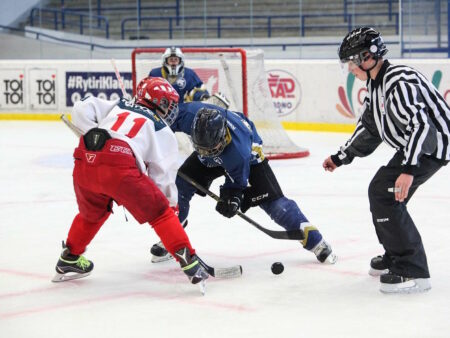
[{"xmin": 162, "ymin": 47, "xmax": 185, "ymax": 76}]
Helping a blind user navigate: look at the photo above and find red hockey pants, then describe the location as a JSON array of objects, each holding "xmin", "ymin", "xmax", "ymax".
[{"xmin": 66, "ymin": 137, "xmax": 194, "ymax": 258}]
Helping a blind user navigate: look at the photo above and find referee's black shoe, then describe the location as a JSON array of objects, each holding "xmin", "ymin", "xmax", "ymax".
[{"xmin": 369, "ymin": 255, "xmax": 390, "ymax": 276}]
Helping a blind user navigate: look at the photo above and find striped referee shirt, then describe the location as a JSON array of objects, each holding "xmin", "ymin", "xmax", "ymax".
[{"xmin": 333, "ymin": 60, "xmax": 450, "ymax": 173}]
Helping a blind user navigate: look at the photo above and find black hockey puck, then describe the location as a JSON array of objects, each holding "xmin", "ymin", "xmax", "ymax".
[{"xmin": 271, "ymin": 262, "xmax": 284, "ymax": 275}]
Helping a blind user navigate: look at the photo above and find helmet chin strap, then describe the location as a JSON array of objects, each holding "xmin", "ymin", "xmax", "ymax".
[{"xmin": 359, "ymin": 56, "xmax": 379, "ymax": 74}]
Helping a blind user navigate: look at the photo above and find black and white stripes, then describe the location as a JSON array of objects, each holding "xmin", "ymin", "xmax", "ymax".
[{"xmin": 338, "ymin": 60, "xmax": 450, "ymax": 169}]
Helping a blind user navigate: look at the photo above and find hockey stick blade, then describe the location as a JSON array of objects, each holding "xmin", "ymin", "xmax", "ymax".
[
  {"xmin": 177, "ymin": 171, "xmax": 304, "ymax": 240},
  {"xmin": 197, "ymin": 256, "xmax": 242, "ymax": 279}
]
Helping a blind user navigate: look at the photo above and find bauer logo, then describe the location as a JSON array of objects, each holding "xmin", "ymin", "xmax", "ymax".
[
  {"xmin": 66, "ymin": 72, "xmax": 132, "ymax": 106},
  {"xmin": 0, "ymin": 69, "xmax": 25, "ymax": 109},
  {"xmin": 266, "ymin": 70, "xmax": 301, "ymax": 117},
  {"xmin": 29, "ymin": 69, "xmax": 57, "ymax": 110}
]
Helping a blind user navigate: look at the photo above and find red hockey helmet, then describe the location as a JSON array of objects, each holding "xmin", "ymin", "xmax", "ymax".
[{"xmin": 135, "ymin": 76, "xmax": 180, "ymax": 125}]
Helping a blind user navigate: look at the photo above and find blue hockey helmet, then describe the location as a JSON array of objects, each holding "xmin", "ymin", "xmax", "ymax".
[{"xmin": 191, "ymin": 107, "xmax": 228, "ymax": 157}]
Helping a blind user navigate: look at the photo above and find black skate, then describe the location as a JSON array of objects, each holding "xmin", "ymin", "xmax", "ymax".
[
  {"xmin": 379, "ymin": 271, "xmax": 431, "ymax": 294},
  {"xmin": 369, "ymin": 255, "xmax": 390, "ymax": 276},
  {"xmin": 175, "ymin": 247, "xmax": 209, "ymax": 294},
  {"xmin": 150, "ymin": 241, "xmax": 173, "ymax": 263},
  {"xmin": 52, "ymin": 242, "xmax": 94, "ymax": 282}
]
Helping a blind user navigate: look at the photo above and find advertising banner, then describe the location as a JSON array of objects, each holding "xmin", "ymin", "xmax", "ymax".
[
  {"xmin": 65, "ymin": 72, "xmax": 132, "ymax": 106},
  {"xmin": 29, "ymin": 68, "xmax": 58, "ymax": 110},
  {"xmin": 0, "ymin": 59, "xmax": 448, "ymax": 126},
  {"xmin": 0, "ymin": 69, "xmax": 25, "ymax": 110}
]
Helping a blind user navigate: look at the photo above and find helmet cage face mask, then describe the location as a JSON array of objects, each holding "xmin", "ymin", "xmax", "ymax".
[
  {"xmin": 194, "ymin": 136, "xmax": 227, "ymax": 158},
  {"xmin": 162, "ymin": 47, "xmax": 185, "ymax": 76},
  {"xmin": 135, "ymin": 77, "xmax": 179, "ymax": 125},
  {"xmin": 150, "ymin": 95, "xmax": 179, "ymax": 126},
  {"xmin": 192, "ymin": 108, "xmax": 227, "ymax": 158}
]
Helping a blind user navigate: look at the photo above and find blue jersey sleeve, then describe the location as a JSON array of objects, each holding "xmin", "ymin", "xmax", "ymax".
[
  {"xmin": 149, "ymin": 68, "xmax": 163, "ymax": 77},
  {"xmin": 183, "ymin": 68, "xmax": 209, "ymax": 102}
]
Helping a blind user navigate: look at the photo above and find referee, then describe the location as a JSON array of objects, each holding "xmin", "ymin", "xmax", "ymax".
[{"xmin": 323, "ymin": 27, "xmax": 449, "ymax": 294}]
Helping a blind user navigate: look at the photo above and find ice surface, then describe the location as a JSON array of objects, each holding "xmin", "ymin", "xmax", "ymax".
[{"xmin": 1, "ymin": 121, "xmax": 449, "ymax": 338}]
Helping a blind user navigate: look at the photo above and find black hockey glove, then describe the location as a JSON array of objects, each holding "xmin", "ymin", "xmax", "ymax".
[{"xmin": 216, "ymin": 188, "xmax": 243, "ymax": 218}]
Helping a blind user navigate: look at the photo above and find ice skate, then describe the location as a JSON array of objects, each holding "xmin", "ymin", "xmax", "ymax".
[
  {"xmin": 379, "ymin": 271, "xmax": 431, "ymax": 294},
  {"xmin": 52, "ymin": 242, "xmax": 93, "ymax": 282},
  {"xmin": 369, "ymin": 255, "xmax": 390, "ymax": 276},
  {"xmin": 175, "ymin": 247, "xmax": 209, "ymax": 294},
  {"xmin": 311, "ymin": 240, "xmax": 337, "ymax": 264},
  {"xmin": 301, "ymin": 225, "xmax": 337, "ymax": 264},
  {"xmin": 150, "ymin": 241, "xmax": 173, "ymax": 263}
]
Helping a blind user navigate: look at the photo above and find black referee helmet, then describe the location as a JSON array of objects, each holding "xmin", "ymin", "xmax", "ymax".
[{"xmin": 338, "ymin": 27, "xmax": 388, "ymax": 66}]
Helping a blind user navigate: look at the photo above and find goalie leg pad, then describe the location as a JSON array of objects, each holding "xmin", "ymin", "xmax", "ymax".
[
  {"xmin": 241, "ymin": 159, "xmax": 284, "ymax": 212},
  {"xmin": 259, "ymin": 196, "xmax": 309, "ymax": 231}
]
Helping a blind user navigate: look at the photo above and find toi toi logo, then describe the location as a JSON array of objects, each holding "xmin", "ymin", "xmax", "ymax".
[
  {"xmin": 3, "ymin": 77, "xmax": 24, "ymax": 105},
  {"xmin": 262, "ymin": 69, "xmax": 302, "ymax": 117}
]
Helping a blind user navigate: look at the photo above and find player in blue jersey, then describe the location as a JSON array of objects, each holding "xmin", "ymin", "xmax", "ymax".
[
  {"xmin": 151, "ymin": 101, "xmax": 337, "ymax": 265},
  {"xmin": 149, "ymin": 47, "xmax": 210, "ymax": 104}
]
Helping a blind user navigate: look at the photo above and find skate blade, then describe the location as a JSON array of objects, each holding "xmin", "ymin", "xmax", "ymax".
[
  {"xmin": 324, "ymin": 253, "xmax": 338, "ymax": 265},
  {"xmin": 380, "ymin": 278, "xmax": 431, "ymax": 294},
  {"xmin": 198, "ymin": 280, "xmax": 206, "ymax": 296},
  {"xmin": 151, "ymin": 254, "xmax": 173, "ymax": 263},
  {"xmin": 52, "ymin": 271, "xmax": 91, "ymax": 283}
]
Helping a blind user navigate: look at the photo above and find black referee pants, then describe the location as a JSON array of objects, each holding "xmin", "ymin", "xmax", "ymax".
[{"xmin": 368, "ymin": 152, "xmax": 446, "ymax": 278}]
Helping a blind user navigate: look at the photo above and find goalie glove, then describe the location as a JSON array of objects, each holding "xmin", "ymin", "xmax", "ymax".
[
  {"xmin": 204, "ymin": 92, "xmax": 230, "ymax": 109},
  {"xmin": 216, "ymin": 188, "xmax": 243, "ymax": 218}
]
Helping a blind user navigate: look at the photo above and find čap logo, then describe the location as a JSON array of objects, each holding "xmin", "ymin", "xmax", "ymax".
[
  {"xmin": 267, "ymin": 70, "xmax": 302, "ymax": 116},
  {"xmin": 336, "ymin": 70, "xmax": 449, "ymax": 119}
]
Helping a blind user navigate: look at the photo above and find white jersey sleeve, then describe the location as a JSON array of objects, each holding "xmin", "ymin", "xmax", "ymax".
[
  {"xmin": 72, "ymin": 96, "xmax": 179, "ymax": 206},
  {"xmin": 72, "ymin": 96, "xmax": 120, "ymax": 135}
]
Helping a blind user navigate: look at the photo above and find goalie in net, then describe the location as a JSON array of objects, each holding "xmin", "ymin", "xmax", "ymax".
[
  {"xmin": 132, "ymin": 48, "xmax": 309, "ymax": 160},
  {"xmin": 149, "ymin": 47, "xmax": 211, "ymax": 104}
]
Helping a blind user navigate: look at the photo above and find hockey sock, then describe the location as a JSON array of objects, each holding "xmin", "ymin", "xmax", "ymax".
[
  {"xmin": 151, "ymin": 207, "xmax": 195, "ymax": 259},
  {"xmin": 66, "ymin": 213, "xmax": 109, "ymax": 255}
]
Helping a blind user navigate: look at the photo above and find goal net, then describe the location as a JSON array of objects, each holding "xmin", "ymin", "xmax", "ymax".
[{"xmin": 131, "ymin": 47, "xmax": 309, "ymax": 159}]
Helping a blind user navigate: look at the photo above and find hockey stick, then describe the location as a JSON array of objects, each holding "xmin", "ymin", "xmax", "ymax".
[
  {"xmin": 61, "ymin": 113, "xmax": 82, "ymax": 137},
  {"xmin": 177, "ymin": 171, "xmax": 305, "ymax": 240},
  {"xmin": 111, "ymin": 58, "xmax": 132, "ymax": 100},
  {"xmin": 197, "ymin": 256, "xmax": 242, "ymax": 279}
]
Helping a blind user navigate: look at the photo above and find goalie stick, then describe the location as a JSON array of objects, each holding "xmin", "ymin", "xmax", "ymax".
[
  {"xmin": 177, "ymin": 171, "xmax": 305, "ymax": 240},
  {"xmin": 60, "ymin": 115, "xmax": 243, "ymax": 279}
]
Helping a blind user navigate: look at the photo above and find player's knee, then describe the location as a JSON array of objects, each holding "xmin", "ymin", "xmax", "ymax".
[{"xmin": 261, "ymin": 197, "xmax": 307, "ymax": 231}]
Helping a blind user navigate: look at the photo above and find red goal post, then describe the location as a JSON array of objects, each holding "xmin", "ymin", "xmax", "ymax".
[{"xmin": 131, "ymin": 47, "xmax": 309, "ymax": 159}]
